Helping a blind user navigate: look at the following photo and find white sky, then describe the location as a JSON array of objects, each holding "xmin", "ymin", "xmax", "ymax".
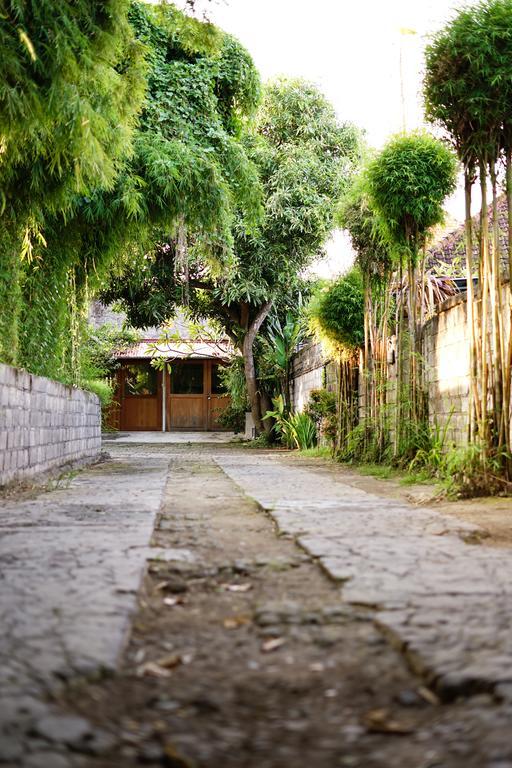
[{"xmin": 184, "ymin": 0, "xmax": 470, "ymax": 276}]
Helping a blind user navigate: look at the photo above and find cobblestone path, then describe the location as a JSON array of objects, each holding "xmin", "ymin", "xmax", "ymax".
[
  {"xmin": 2, "ymin": 441, "xmax": 512, "ymax": 767},
  {"xmin": 0, "ymin": 448, "xmax": 168, "ymax": 764},
  {"xmin": 217, "ymin": 452, "xmax": 512, "ymax": 702}
]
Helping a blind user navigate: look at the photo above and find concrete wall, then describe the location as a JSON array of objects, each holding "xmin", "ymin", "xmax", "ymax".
[
  {"xmin": 289, "ymin": 342, "xmax": 325, "ymax": 412},
  {"xmin": 289, "ymin": 290, "xmax": 486, "ymax": 449},
  {"xmin": 0, "ymin": 364, "xmax": 101, "ymax": 486},
  {"xmin": 422, "ymin": 294, "xmax": 470, "ymax": 446}
]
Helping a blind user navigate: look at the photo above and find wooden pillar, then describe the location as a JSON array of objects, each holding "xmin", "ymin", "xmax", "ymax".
[{"xmin": 161, "ymin": 368, "xmax": 166, "ymax": 432}]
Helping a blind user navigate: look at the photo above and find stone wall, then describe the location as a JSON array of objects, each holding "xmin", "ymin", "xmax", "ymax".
[
  {"xmin": 289, "ymin": 342, "xmax": 326, "ymax": 412},
  {"xmin": 422, "ymin": 294, "xmax": 470, "ymax": 446},
  {"xmin": 290, "ymin": 292, "xmax": 478, "ymax": 448},
  {"xmin": 0, "ymin": 364, "xmax": 101, "ymax": 486}
]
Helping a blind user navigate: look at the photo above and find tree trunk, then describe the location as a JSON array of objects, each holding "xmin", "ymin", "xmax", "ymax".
[
  {"xmin": 464, "ymin": 166, "xmax": 478, "ymax": 443},
  {"xmin": 242, "ymin": 299, "xmax": 273, "ymax": 435}
]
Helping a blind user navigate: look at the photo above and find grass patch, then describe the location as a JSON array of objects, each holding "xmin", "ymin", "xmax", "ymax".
[
  {"xmin": 298, "ymin": 446, "xmax": 332, "ymax": 459},
  {"xmin": 355, "ymin": 463, "xmax": 396, "ymax": 480},
  {"xmin": 399, "ymin": 470, "xmax": 433, "ymax": 486}
]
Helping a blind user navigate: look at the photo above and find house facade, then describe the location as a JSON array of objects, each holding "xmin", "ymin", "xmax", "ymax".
[{"xmin": 109, "ymin": 339, "xmax": 232, "ymax": 432}]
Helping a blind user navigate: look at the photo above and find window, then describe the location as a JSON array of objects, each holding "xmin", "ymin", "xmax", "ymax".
[
  {"xmin": 211, "ymin": 364, "xmax": 227, "ymax": 395},
  {"xmin": 124, "ymin": 363, "xmax": 158, "ymax": 396},
  {"xmin": 170, "ymin": 363, "xmax": 204, "ymax": 394}
]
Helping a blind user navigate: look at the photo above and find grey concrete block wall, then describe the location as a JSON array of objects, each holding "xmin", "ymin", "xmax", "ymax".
[
  {"xmin": 0, "ymin": 363, "xmax": 101, "ymax": 486},
  {"xmin": 290, "ymin": 342, "xmax": 327, "ymax": 412}
]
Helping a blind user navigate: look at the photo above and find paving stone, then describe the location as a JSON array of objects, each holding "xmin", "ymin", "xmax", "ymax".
[
  {"xmin": 33, "ymin": 715, "xmax": 92, "ymax": 745},
  {"xmin": 0, "ymin": 736, "xmax": 24, "ymax": 762},
  {"xmin": 23, "ymin": 751, "xmax": 73, "ymax": 768},
  {"xmin": 216, "ymin": 452, "xmax": 512, "ymax": 702},
  {"xmin": 0, "ymin": 447, "xmax": 169, "ymax": 752}
]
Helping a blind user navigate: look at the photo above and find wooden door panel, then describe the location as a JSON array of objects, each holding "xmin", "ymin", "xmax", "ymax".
[
  {"xmin": 121, "ymin": 397, "xmax": 159, "ymax": 430},
  {"xmin": 169, "ymin": 396, "xmax": 205, "ymax": 430}
]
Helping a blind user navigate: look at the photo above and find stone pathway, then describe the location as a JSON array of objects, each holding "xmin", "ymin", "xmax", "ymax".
[
  {"xmin": 216, "ymin": 452, "xmax": 512, "ymax": 701},
  {"xmin": 3, "ymin": 439, "xmax": 512, "ymax": 765},
  {"xmin": 103, "ymin": 431, "xmax": 235, "ymax": 444},
  {"xmin": 0, "ymin": 447, "xmax": 168, "ymax": 764}
]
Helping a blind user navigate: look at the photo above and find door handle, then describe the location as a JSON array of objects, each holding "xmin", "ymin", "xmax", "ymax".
[{"xmin": 207, "ymin": 396, "xmax": 211, "ymax": 400}]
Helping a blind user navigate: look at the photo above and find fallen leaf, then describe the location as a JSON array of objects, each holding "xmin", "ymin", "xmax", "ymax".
[
  {"xmin": 155, "ymin": 581, "xmax": 170, "ymax": 591},
  {"xmin": 223, "ymin": 615, "xmax": 251, "ymax": 630},
  {"xmin": 221, "ymin": 583, "xmax": 252, "ymax": 593},
  {"xmin": 261, "ymin": 637, "xmax": 286, "ymax": 653},
  {"xmin": 137, "ymin": 661, "xmax": 172, "ymax": 679},
  {"xmin": 157, "ymin": 653, "xmax": 182, "ymax": 670},
  {"xmin": 362, "ymin": 708, "xmax": 414, "ymax": 735},
  {"xmin": 163, "ymin": 596, "xmax": 185, "ymax": 607},
  {"xmin": 163, "ymin": 742, "xmax": 195, "ymax": 768},
  {"xmin": 418, "ymin": 686, "xmax": 440, "ymax": 706}
]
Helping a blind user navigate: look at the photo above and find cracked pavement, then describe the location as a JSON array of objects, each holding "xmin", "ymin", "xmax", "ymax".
[
  {"xmin": 2, "ymin": 439, "xmax": 512, "ymax": 766},
  {"xmin": 0, "ymin": 447, "xmax": 168, "ymax": 764},
  {"xmin": 216, "ymin": 451, "xmax": 512, "ymax": 701}
]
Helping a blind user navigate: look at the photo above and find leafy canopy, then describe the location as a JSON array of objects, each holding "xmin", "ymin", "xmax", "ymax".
[
  {"xmin": 309, "ymin": 268, "xmax": 365, "ymax": 354},
  {"xmin": 365, "ymin": 132, "xmax": 457, "ymax": 257},
  {"xmin": 424, "ymin": 0, "xmax": 512, "ymax": 163},
  {"xmin": 220, "ymin": 78, "xmax": 363, "ymax": 307},
  {"xmin": 0, "ymin": 0, "xmax": 146, "ymax": 217},
  {"xmin": 338, "ymin": 175, "xmax": 393, "ymax": 285}
]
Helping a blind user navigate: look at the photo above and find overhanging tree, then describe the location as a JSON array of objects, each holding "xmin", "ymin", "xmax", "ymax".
[
  {"xmin": 0, "ymin": 0, "xmax": 146, "ymax": 366},
  {"xmin": 424, "ymin": 0, "xmax": 512, "ymax": 477},
  {"xmin": 105, "ymin": 78, "xmax": 362, "ymax": 433},
  {"xmin": 16, "ymin": 1, "xmax": 262, "ymax": 385},
  {"xmin": 366, "ymin": 132, "xmax": 457, "ymax": 458},
  {"xmin": 338, "ymin": 176, "xmax": 394, "ymax": 456}
]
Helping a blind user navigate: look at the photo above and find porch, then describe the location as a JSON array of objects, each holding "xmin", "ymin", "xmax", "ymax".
[{"xmin": 109, "ymin": 352, "xmax": 232, "ymax": 432}]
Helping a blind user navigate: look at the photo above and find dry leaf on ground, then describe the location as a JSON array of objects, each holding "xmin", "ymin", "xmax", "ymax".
[
  {"xmin": 137, "ymin": 661, "xmax": 172, "ymax": 679},
  {"xmin": 223, "ymin": 615, "xmax": 251, "ymax": 629},
  {"xmin": 163, "ymin": 596, "xmax": 185, "ymax": 607},
  {"xmin": 221, "ymin": 583, "xmax": 252, "ymax": 593},
  {"xmin": 157, "ymin": 653, "xmax": 183, "ymax": 669},
  {"xmin": 261, "ymin": 637, "xmax": 286, "ymax": 653},
  {"xmin": 362, "ymin": 708, "xmax": 414, "ymax": 735}
]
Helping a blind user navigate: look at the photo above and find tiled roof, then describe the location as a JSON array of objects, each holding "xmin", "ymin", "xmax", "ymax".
[
  {"xmin": 116, "ymin": 339, "xmax": 233, "ymax": 361},
  {"xmin": 428, "ymin": 195, "xmax": 509, "ymax": 275}
]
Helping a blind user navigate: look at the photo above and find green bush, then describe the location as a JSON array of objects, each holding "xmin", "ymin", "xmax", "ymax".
[
  {"xmin": 309, "ymin": 268, "xmax": 364, "ymax": 353},
  {"xmin": 305, "ymin": 388, "xmax": 337, "ymax": 449},
  {"xmin": 264, "ymin": 395, "xmax": 317, "ymax": 449}
]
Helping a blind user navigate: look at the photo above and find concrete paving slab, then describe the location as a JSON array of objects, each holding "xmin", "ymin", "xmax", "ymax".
[
  {"xmin": 215, "ymin": 451, "xmax": 512, "ymax": 700},
  {"xmin": 0, "ymin": 448, "xmax": 169, "ymax": 717},
  {"xmin": 103, "ymin": 431, "xmax": 236, "ymax": 444}
]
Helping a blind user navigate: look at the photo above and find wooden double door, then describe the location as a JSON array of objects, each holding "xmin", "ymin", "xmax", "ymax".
[{"xmin": 118, "ymin": 359, "xmax": 229, "ymax": 431}]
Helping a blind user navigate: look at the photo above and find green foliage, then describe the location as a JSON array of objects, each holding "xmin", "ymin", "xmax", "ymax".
[
  {"xmin": 0, "ymin": 0, "xmax": 146, "ymax": 215},
  {"xmin": 305, "ymin": 388, "xmax": 337, "ymax": 449},
  {"xmin": 265, "ymin": 394, "xmax": 295, "ymax": 447},
  {"xmin": 84, "ymin": 379, "xmax": 115, "ymax": 410},
  {"xmin": 80, "ymin": 324, "xmax": 140, "ymax": 380},
  {"xmin": 125, "ymin": 1, "xmax": 262, "ymax": 250},
  {"xmin": 288, "ymin": 411, "xmax": 317, "ymax": 450},
  {"xmin": 309, "ymin": 268, "xmax": 364, "ymax": 353},
  {"xmin": 0, "ymin": 1, "xmax": 263, "ymax": 388},
  {"xmin": 366, "ymin": 132, "xmax": 457, "ymax": 260},
  {"xmin": 264, "ymin": 309, "xmax": 305, "ymax": 378},
  {"xmin": 408, "ymin": 409, "xmax": 455, "ymax": 474},
  {"xmin": 338, "ymin": 177, "xmax": 394, "ymax": 284},
  {"xmin": 338, "ymin": 419, "xmax": 389, "ymax": 464},
  {"xmin": 424, "ymin": 0, "xmax": 512, "ymax": 163},
  {"xmin": 216, "ymin": 356, "xmax": 248, "ymax": 432},
  {"xmin": 0, "ymin": 0, "xmax": 146, "ymax": 368},
  {"xmin": 264, "ymin": 395, "xmax": 317, "ymax": 449}
]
